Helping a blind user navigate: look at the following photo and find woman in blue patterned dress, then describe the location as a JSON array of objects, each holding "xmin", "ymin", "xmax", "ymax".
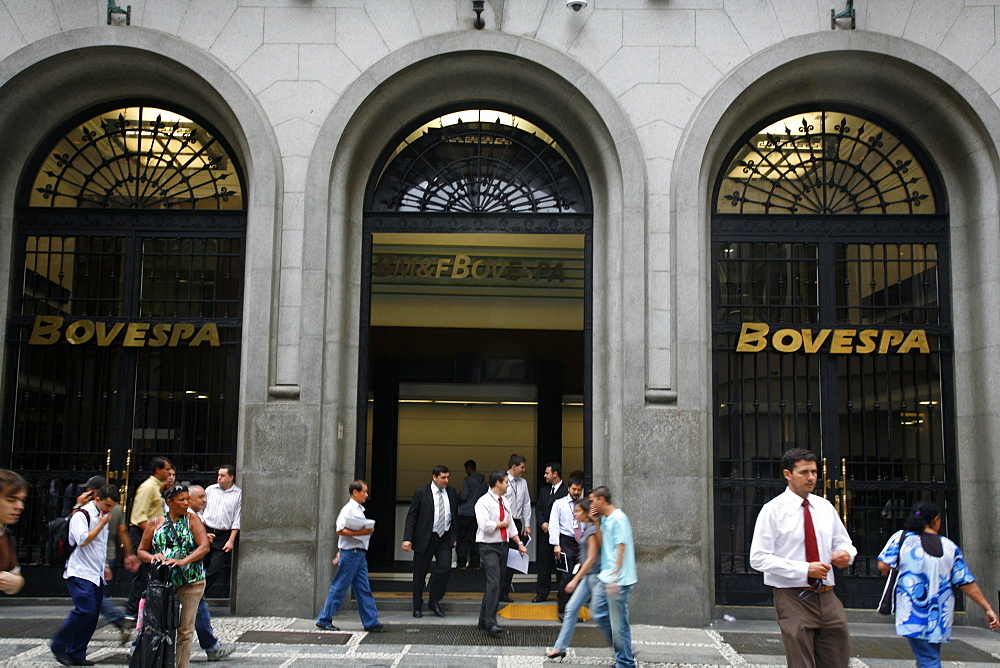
[{"xmin": 878, "ymin": 501, "xmax": 999, "ymax": 667}]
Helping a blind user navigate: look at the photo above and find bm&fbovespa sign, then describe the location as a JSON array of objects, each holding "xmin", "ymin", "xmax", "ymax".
[{"xmin": 27, "ymin": 315, "xmax": 220, "ymax": 347}]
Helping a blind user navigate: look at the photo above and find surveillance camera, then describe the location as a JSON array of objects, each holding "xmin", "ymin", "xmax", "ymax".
[{"xmin": 566, "ymin": 0, "xmax": 587, "ymax": 10}]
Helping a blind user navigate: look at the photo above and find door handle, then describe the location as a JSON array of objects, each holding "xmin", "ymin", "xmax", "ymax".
[{"xmin": 822, "ymin": 457, "xmax": 849, "ymax": 527}]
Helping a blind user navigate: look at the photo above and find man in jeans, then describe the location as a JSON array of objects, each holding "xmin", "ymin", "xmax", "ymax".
[
  {"xmin": 588, "ymin": 486, "xmax": 637, "ymax": 668},
  {"xmin": 187, "ymin": 485, "xmax": 234, "ymax": 661}
]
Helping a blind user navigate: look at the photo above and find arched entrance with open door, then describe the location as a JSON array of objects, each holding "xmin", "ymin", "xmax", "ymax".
[
  {"xmin": 356, "ymin": 107, "xmax": 593, "ymax": 573},
  {"xmin": 711, "ymin": 108, "xmax": 954, "ymax": 608}
]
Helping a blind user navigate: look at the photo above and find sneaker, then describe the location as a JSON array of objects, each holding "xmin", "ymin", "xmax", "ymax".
[
  {"xmin": 315, "ymin": 622, "xmax": 340, "ymax": 631},
  {"xmin": 207, "ymin": 644, "xmax": 234, "ymax": 661}
]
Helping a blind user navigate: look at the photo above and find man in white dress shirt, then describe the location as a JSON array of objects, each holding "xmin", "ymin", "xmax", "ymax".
[
  {"xmin": 476, "ymin": 471, "xmax": 528, "ymax": 637},
  {"xmin": 750, "ymin": 448, "xmax": 856, "ymax": 668},
  {"xmin": 548, "ymin": 474, "xmax": 584, "ymax": 618},
  {"xmin": 201, "ymin": 464, "xmax": 241, "ymax": 596},
  {"xmin": 50, "ymin": 484, "xmax": 119, "ymax": 666},
  {"xmin": 500, "ymin": 454, "xmax": 531, "ymax": 601}
]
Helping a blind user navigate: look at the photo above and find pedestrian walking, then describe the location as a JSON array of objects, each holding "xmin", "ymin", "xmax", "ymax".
[
  {"xmin": 315, "ymin": 480, "xmax": 384, "ymax": 633},
  {"xmin": 137, "ymin": 484, "xmax": 210, "ymax": 668},
  {"xmin": 476, "ymin": 470, "xmax": 528, "ymax": 637},
  {"xmin": 0, "ymin": 469, "xmax": 27, "ymax": 596},
  {"xmin": 749, "ymin": 448, "xmax": 856, "ymax": 668},
  {"xmin": 546, "ymin": 497, "xmax": 603, "ymax": 659},
  {"xmin": 878, "ymin": 501, "xmax": 999, "ymax": 667},
  {"xmin": 50, "ymin": 484, "xmax": 120, "ymax": 666},
  {"xmin": 127, "ymin": 457, "xmax": 174, "ymax": 616},
  {"xmin": 588, "ymin": 486, "xmax": 637, "ymax": 668},
  {"xmin": 402, "ymin": 465, "xmax": 458, "ymax": 618},
  {"xmin": 186, "ymin": 485, "xmax": 234, "ymax": 661}
]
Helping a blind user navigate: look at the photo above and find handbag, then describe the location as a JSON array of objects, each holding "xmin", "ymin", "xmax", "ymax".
[{"xmin": 877, "ymin": 530, "xmax": 907, "ymax": 615}]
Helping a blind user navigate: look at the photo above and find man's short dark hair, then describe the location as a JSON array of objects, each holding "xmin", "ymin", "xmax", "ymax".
[
  {"xmin": 219, "ymin": 464, "xmax": 236, "ymax": 477},
  {"xmin": 489, "ymin": 471, "xmax": 508, "ymax": 488},
  {"xmin": 780, "ymin": 448, "xmax": 819, "ymax": 475},
  {"xmin": 546, "ymin": 462, "xmax": 562, "ymax": 478},
  {"xmin": 432, "ymin": 465, "xmax": 449, "ymax": 477},
  {"xmin": 96, "ymin": 484, "xmax": 121, "ymax": 503},
  {"xmin": 349, "ymin": 479, "xmax": 367, "ymax": 494},
  {"xmin": 567, "ymin": 475, "xmax": 584, "ymax": 488},
  {"xmin": 464, "ymin": 460, "xmax": 476, "ymax": 470},
  {"xmin": 508, "ymin": 454, "xmax": 526, "ymax": 468},
  {"xmin": 591, "ymin": 485, "xmax": 612, "ymax": 503},
  {"xmin": 151, "ymin": 456, "xmax": 173, "ymax": 473}
]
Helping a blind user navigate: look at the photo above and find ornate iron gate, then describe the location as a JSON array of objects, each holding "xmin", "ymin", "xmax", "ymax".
[
  {"xmin": 2, "ymin": 106, "xmax": 245, "ymax": 597},
  {"xmin": 712, "ymin": 110, "xmax": 954, "ymax": 608}
]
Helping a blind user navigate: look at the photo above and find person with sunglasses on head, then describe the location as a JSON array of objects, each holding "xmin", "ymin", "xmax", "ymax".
[
  {"xmin": 750, "ymin": 448, "xmax": 857, "ymax": 668},
  {"xmin": 0, "ymin": 469, "xmax": 28, "ymax": 596},
  {"xmin": 878, "ymin": 501, "xmax": 999, "ymax": 667},
  {"xmin": 137, "ymin": 484, "xmax": 210, "ymax": 668}
]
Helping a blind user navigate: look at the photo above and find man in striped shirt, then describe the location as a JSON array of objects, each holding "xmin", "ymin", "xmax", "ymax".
[{"xmin": 201, "ymin": 464, "xmax": 241, "ymax": 596}]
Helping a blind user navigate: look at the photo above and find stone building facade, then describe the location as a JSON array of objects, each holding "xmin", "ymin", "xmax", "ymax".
[{"xmin": 2, "ymin": 0, "xmax": 1000, "ymax": 626}]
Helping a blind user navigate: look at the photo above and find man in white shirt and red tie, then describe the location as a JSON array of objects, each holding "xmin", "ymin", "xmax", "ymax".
[
  {"xmin": 750, "ymin": 448, "xmax": 856, "ymax": 668},
  {"xmin": 475, "ymin": 470, "xmax": 528, "ymax": 637}
]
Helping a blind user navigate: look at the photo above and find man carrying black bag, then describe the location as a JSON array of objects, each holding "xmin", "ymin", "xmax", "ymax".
[{"xmin": 130, "ymin": 562, "xmax": 180, "ymax": 668}]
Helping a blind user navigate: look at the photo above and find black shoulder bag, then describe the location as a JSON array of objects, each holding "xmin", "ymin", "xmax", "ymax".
[{"xmin": 877, "ymin": 530, "xmax": 907, "ymax": 615}]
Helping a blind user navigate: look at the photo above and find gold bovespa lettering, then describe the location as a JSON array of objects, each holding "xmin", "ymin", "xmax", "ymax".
[
  {"xmin": 149, "ymin": 324, "xmax": 170, "ymax": 347},
  {"xmin": 123, "ymin": 323, "xmax": 150, "ymax": 347},
  {"xmin": 66, "ymin": 320, "xmax": 95, "ymax": 345},
  {"xmin": 452, "ymin": 254, "xmax": 472, "ymax": 279},
  {"xmin": 801, "ymin": 329, "xmax": 831, "ymax": 353},
  {"xmin": 772, "ymin": 329, "xmax": 803, "ymax": 353},
  {"xmin": 169, "ymin": 324, "xmax": 196, "ymax": 346},
  {"xmin": 96, "ymin": 322, "xmax": 125, "ymax": 346},
  {"xmin": 190, "ymin": 323, "xmax": 220, "ymax": 347},
  {"xmin": 898, "ymin": 329, "xmax": 931, "ymax": 354},
  {"xmin": 471, "ymin": 259, "xmax": 488, "ymax": 279},
  {"xmin": 855, "ymin": 329, "xmax": 878, "ymax": 354},
  {"xmin": 735, "ymin": 322, "xmax": 769, "ymax": 353},
  {"xmin": 829, "ymin": 329, "xmax": 855, "ymax": 354},
  {"xmin": 435, "ymin": 257, "xmax": 452, "ymax": 278},
  {"xmin": 878, "ymin": 330, "xmax": 905, "ymax": 354},
  {"xmin": 28, "ymin": 315, "xmax": 64, "ymax": 345}
]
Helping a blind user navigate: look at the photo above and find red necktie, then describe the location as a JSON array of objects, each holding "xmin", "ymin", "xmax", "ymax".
[
  {"xmin": 499, "ymin": 497, "xmax": 508, "ymax": 541},
  {"xmin": 802, "ymin": 499, "xmax": 820, "ymax": 586}
]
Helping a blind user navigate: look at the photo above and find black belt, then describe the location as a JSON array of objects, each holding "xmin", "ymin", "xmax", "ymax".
[
  {"xmin": 343, "ymin": 547, "xmax": 367, "ymax": 552},
  {"xmin": 207, "ymin": 527, "xmax": 232, "ymax": 534}
]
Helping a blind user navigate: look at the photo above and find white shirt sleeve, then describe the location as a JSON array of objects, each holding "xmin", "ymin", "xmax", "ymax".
[
  {"xmin": 68, "ymin": 508, "xmax": 91, "ymax": 547},
  {"xmin": 749, "ymin": 502, "xmax": 810, "ymax": 582},
  {"xmin": 549, "ymin": 501, "xmax": 562, "ymax": 546}
]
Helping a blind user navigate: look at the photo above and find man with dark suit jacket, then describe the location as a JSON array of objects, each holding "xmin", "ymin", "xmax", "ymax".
[
  {"xmin": 533, "ymin": 462, "xmax": 568, "ymax": 602},
  {"xmin": 402, "ymin": 465, "xmax": 459, "ymax": 618}
]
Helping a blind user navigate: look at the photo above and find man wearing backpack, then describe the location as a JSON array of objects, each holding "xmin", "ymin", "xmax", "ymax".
[{"xmin": 50, "ymin": 484, "xmax": 120, "ymax": 666}]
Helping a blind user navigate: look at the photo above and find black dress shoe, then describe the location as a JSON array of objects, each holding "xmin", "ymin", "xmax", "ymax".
[
  {"xmin": 52, "ymin": 652, "xmax": 76, "ymax": 666},
  {"xmin": 485, "ymin": 624, "xmax": 505, "ymax": 637},
  {"xmin": 429, "ymin": 601, "xmax": 446, "ymax": 617},
  {"xmin": 499, "ymin": 595, "xmax": 514, "ymax": 603},
  {"xmin": 545, "ymin": 649, "xmax": 567, "ymax": 659},
  {"xmin": 477, "ymin": 621, "xmax": 487, "ymax": 630},
  {"xmin": 412, "ymin": 609, "xmax": 423, "ymax": 618},
  {"xmin": 532, "ymin": 595, "xmax": 548, "ymax": 603},
  {"xmin": 364, "ymin": 624, "xmax": 385, "ymax": 633}
]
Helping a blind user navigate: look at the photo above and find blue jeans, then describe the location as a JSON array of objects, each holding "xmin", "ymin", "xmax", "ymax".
[
  {"xmin": 196, "ymin": 594, "xmax": 220, "ymax": 651},
  {"xmin": 51, "ymin": 576, "xmax": 103, "ymax": 664},
  {"xmin": 316, "ymin": 548, "xmax": 380, "ymax": 629},
  {"xmin": 591, "ymin": 580, "xmax": 635, "ymax": 668},
  {"xmin": 907, "ymin": 637, "xmax": 942, "ymax": 667},
  {"xmin": 553, "ymin": 573, "xmax": 603, "ymax": 651}
]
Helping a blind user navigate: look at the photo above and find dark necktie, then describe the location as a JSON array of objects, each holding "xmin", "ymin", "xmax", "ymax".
[
  {"xmin": 499, "ymin": 497, "xmax": 507, "ymax": 541},
  {"xmin": 802, "ymin": 499, "xmax": 820, "ymax": 586}
]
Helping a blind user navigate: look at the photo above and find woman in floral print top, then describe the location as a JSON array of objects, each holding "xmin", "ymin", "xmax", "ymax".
[
  {"xmin": 878, "ymin": 501, "xmax": 999, "ymax": 667},
  {"xmin": 138, "ymin": 484, "xmax": 209, "ymax": 668}
]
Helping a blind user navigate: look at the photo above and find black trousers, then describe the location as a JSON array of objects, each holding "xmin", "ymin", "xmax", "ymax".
[
  {"xmin": 125, "ymin": 525, "xmax": 148, "ymax": 615},
  {"xmin": 478, "ymin": 542, "xmax": 506, "ymax": 628},
  {"xmin": 204, "ymin": 528, "xmax": 233, "ymax": 596},
  {"xmin": 555, "ymin": 533, "xmax": 580, "ymax": 613},
  {"xmin": 535, "ymin": 527, "xmax": 555, "ymax": 597},
  {"xmin": 412, "ymin": 532, "xmax": 452, "ymax": 610},
  {"xmin": 456, "ymin": 515, "xmax": 480, "ymax": 568},
  {"xmin": 501, "ymin": 519, "xmax": 524, "ymax": 595}
]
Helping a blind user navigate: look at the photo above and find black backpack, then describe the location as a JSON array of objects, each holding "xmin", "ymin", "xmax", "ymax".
[{"xmin": 46, "ymin": 507, "xmax": 90, "ymax": 565}]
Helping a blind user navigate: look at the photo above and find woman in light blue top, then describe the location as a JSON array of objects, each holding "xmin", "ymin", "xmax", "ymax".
[{"xmin": 878, "ymin": 501, "xmax": 998, "ymax": 667}]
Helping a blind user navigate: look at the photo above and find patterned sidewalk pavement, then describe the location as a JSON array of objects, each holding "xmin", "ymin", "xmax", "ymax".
[{"xmin": 2, "ymin": 609, "xmax": 1000, "ymax": 666}]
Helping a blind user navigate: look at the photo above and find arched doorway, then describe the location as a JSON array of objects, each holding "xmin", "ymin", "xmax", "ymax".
[
  {"xmin": 357, "ymin": 107, "xmax": 593, "ymax": 571},
  {"xmin": 711, "ymin": 109, "xmax": 953, "ymax": 607},
  {"xmin": 3, "ymin": 104, "xmax": 246, "ymax": 596}
]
